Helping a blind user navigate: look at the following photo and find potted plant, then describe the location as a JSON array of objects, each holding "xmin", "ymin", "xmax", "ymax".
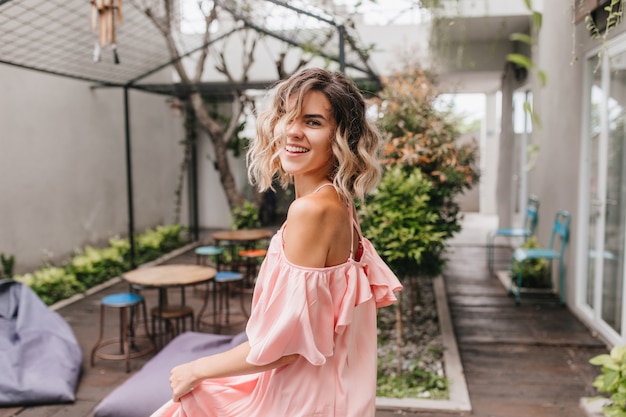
[{"xmin": 512, "ymin": 236, "xmax": 551, "ymax": 289}]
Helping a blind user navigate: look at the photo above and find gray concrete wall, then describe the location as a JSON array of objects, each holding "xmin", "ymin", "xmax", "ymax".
[
  {"xmin": 196, "ymin": 127, "xmax": 249, "ymax": 229},
  {"xmin": 0, "ymin": 65, "xmax": 185, "ymax": 274}
]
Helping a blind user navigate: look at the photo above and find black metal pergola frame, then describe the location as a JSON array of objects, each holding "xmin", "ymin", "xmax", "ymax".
[{"xmin": 0, "ymin": 0, "xmax": 380, "ymax": 267}]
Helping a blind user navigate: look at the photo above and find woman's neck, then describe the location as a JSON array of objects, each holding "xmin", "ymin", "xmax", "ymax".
[{"xmin": 293, "ymin": 176, "xmax": 333, "ymax": 198}]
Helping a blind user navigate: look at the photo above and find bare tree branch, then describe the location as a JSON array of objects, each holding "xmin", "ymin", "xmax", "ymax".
[
  {"xmin": 192, "ymin": 0, "xmax": 218, "ymax": 83},
  {"xmin": 131, "ymin": 0, "xmax": 192, "ymax": 84}
]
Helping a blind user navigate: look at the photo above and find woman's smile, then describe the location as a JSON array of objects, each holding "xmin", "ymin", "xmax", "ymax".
[{"xmin": 284, "ymin": 144, "xmax": 310, "ymax": 154}]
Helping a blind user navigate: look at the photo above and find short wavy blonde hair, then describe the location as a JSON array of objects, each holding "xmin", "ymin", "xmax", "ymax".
[{"xmin": 247, "ymin": 68, "xmax": 381, "ymax": 203}]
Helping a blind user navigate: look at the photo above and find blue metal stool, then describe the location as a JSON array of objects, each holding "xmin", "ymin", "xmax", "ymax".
[
  {"xmin": 214, "ymin": 271, "xmax": 248, "ymax": 329},
  {"xmin": 195, "ymin": 244, "xmax": 248, "ymax": 332},
  {"xmin": 91, "ymin": 292, "xmax": 154, "ymax": 372},
  {"xmin": 195, "ymin": 245, "xmax": 224, "ymax": 266}
]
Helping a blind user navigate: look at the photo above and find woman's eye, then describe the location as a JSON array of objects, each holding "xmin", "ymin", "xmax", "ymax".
[{"xmin": 307, "ymin": 120, "xmax": 321, "ymax": 127}]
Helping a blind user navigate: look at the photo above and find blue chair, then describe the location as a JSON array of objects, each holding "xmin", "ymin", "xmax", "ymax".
[
  {"xmin": 509, "ymin": 210, "xmax": 571, "ymax": 305},
  {"xmin": 487, "ymin": 196, "xmax": 540, "ymax": 272}
]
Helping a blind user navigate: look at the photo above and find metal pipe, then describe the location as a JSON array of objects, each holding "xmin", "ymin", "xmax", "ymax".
[
  {"xmin": 338, "ymin": 25, "xmax": 345, "ymax": 72},
  {"xmin": 263, "ymin": 0, "xmax": 338, "ymax": 27},
  {"xmin": 123, "ymin": 86, "xmax": 136, "ymax": 269},
  {"xmin": 190, "ymin": 114, "xmax": 199, "ymax": 241}
]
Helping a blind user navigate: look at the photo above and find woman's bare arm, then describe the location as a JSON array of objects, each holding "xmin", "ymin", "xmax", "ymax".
[{"xmin": 169, "ymin": 341, "xmax": 298, "ymax": 401}]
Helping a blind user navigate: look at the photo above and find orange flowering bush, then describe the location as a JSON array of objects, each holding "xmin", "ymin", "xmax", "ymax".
[
  {"xmin": 377, "ymin": 67, "xmax": 478, "ymax": 192},
  {"xmin": 362, "ymin": 66, "xmax": 479, "ymax": 276}
]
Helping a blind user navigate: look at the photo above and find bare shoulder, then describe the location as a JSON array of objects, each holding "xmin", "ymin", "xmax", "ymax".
[{"xmin": 284, "ymin": 190, "xmax": 349, "ymax": 267}]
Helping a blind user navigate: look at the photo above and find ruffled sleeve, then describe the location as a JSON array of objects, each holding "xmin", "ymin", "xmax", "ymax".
[
  {"xmin": 333, "ymin": 238, "xmax": 403, "ymax": 335},
  {"xmin": 245, "ymin": 233, "xmax": 403, "ymax": 367},
  {"xmin": 245, "ymin": 258, "xmax": 335, "ymax": 367},
  {"xmin": 360, "ymin": 237, "xmax": 403, "ymax": 308}
]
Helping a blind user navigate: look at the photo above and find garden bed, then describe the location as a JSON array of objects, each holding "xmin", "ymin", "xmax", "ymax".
[
  {"xmin": 377, "ymin": 274, "xmax": 446, "ymax": 400},
  {"xmin": 376, "ymin": 275, "xmax": 472, "ymax": 413}
]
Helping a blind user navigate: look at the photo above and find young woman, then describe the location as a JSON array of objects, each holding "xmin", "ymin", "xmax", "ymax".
[{"xmin": 151, "ymin": 68, "xmax": 402, "ymax": 417}]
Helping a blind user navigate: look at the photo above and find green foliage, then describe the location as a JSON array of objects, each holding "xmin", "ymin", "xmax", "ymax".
[
  {"xmin": 231, "ymin": 200, "xmax": 261, "ymax": 230},
  {"xmin": 14, "ymin": 224, "xmax": 186, "ymax": 306},
  {"xmin": 377, "ymin": 363, "xmax": 448, "ymax": 399},
  {"xmin": 15, "ymin": 267, "xmax": 85, "ymax": 306},
  {"xmin": 156, "ymin": 224, "xmax": 185, "ymax": 252},
  {"xmin": 369, "ymin": 66, "xmax": 479, "ymax": 276},
  {"xmin": 69, "ymin": 245, "xmax": 127, "ymax": 288},
  {"xmin": 590, "ymin": 345, "xmax": 626, "ymax": 416},
  {"xmin": 360, "ymin": 166, "xmax": 446, "ymax": 277},
  {"xmin": 0, "ymin": 253, "xmax": 15, "ymax": 278},
  {"xmin": 586, "ymin": 0, "xmax": 623, "ymax": 41},
  {"xmin": 512, "ymin": 236, "xmax": 551, "ymax": 288}
]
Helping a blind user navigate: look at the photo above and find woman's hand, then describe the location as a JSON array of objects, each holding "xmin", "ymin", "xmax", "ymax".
[
  {"xmin": 167, "ymin": 341, "xmax": 298, "ymax": 402},
  {"xmin": 169, "ymin": 361, "xmax": 200, "ymax": 402}
]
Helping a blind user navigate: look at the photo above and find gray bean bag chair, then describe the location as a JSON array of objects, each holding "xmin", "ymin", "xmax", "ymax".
[
  {"xmin": 94, "ymin": 331, "xmax": 248, "ymax": 417},
  {"xmin": 0, "ymin": 279, "xmax": 82, "ymax": 405}
]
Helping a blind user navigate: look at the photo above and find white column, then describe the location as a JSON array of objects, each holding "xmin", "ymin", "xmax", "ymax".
[{"xmin": 480, "ymin": 92, "xmax": 499, "ymax": 215}]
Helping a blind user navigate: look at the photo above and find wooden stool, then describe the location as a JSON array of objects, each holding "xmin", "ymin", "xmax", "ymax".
[
  {"xmin": 91, "ymin": 293, "xmax": 154, "ymax": 373},
  {"xmin": 150, "ymin": 304, "xmax": 194, "ymax": 347}
]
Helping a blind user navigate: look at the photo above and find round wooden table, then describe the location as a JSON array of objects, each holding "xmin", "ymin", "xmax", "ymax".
[
  {"xmin": 124, "ymin": 264, "xmax": 216, "ymax": 288},
  {"xmin": 123, "ymin": 264, "xmax": 217, "ymax": 348},
  {"xmin": 212, "ymin": 228, "xmax": 273, "ymax": 267},
  {"xmin": 211, "ymin": 228, "xmax": 273, "ymax": 244}
]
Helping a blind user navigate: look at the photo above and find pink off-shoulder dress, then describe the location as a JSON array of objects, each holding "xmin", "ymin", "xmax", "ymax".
[{"xmin": 151, "ymin": 211, "xmax": 402, "ymax": 417}]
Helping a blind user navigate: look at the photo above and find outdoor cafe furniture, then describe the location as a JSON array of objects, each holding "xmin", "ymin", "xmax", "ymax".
[
  {"xmin": 211, "ymin": 228, "xmax": 273, "ymax": 268},
  {"xmin": 91, "ymin": 292, "xmax": 155, "ymax": 373},
  {"xmin": 194, "ymin": 245, "xmax": 249, "ymax": 332},
  {"xmin": 509, "ymin": 210, "xmax": 571, "ymax": 305},
  {"xmin": 123, "ymin": 264, "xmax": 216, "ymax": 348},
  {"xmin": 238, "ymin": 248, "xmax": 267, "ymax": 288},
  {"xmin": 487, "ymin": 195, "xmax": 540, "ymax": 273}
]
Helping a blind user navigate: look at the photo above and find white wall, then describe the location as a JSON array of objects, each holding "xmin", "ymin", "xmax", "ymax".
[
  {"xmin": 529, "ymin": 1, "xmax": 585, "ymax": 304},
  {"xmin": 0, "ymin": 65, "xmax": 185, "ymax": 274}
]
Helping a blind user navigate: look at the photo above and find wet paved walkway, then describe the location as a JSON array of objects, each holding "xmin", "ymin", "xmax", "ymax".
[{"xmin": 0, "ymin": 215, "xmax": 609, "ymax": 417}]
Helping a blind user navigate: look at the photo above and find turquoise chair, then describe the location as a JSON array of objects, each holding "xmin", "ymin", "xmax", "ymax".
[
  {"xmin": 487, "ymin": 195, "xmax": 540, "ymax": 272},
  {"xmin": 509, "ymin": 210, "xmax": 571, "ymax": 305}
]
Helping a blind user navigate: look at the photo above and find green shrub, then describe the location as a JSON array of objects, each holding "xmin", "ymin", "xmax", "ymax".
[
  {"xmin": 16, "ymin": 224, "xmax": 186, "ymax": 305},
  {"xmin": 374, "ymin": 66, "xmax": 479, "ymax": 276},
  {"xmin": 157, "ymin": 224, "xmax": 185, "ymax": 252},
  {"xmin": 590, "ymin": 345, "xmax": 626, "ymax": 416},
  {"xmin": 231, "ymin": 200, "xmax": 261, "ymax": 230},
  {"xmin": 360, "ymin": 166, "xmax": 445, "ymax": 278},
  {"xmin": 136, "ymin": 229, "xmax": 166, "ymax": 265},
  {"xmin": 15, "ymin": 267, "xmax": 85, "ymax": 306},
  {"xmin": 69, "ymin": 245, "xmax": 126, "ymax": 288}
]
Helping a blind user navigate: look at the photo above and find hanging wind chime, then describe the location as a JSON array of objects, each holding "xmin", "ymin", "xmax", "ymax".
[{"xmin": 90, "ymin": 0, "xmax": 123, "ymax": 64}]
